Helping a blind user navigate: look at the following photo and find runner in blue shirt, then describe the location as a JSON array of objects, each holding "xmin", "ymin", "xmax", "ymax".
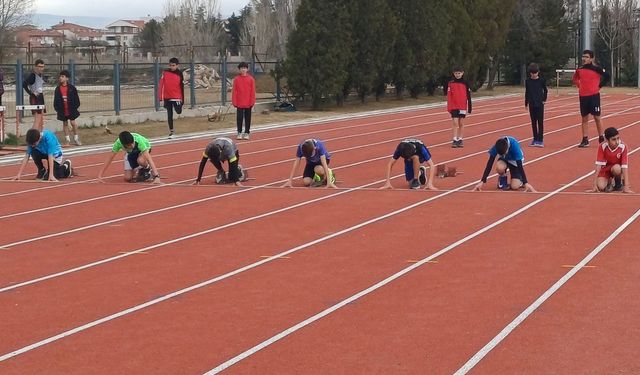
[
  {"xmin": 282, "ymin": 138, "xmax": 336, "ymax": 188},
  {"xmin": 381, "ymin": 138, "xmax": 437, "ymax": 190},
  {"xmin": 473, "ymin": 136, "xmax": 536, "ymax": 192},
  {"xmin": 14, "ymin": 129, "xmax": 73, "ymax": 181}
]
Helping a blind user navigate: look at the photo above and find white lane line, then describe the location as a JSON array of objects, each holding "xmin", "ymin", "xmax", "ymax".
[
  {"xmin": 0, "ymin": 95, "xmax": 524, "ymax": 167},
  {"xmin": 453, "ymin": 208, "xmax": 640, "ymax": 375},
  {"xmin": 3, "ymin": 97, "xmax": 638, "ymax": 248},
  {"xmin": 0, "ymin": 95, "xmax": 583, "ymax": 196},
  {"xmin": 2, "ymin": 143, "xmax": 634, "ymax": 365},
  {"xmin": 203, "ymin": 146, "xmax": 640, "ymax": 374},
  {"xmin": 2, "ymin": 117, "xmax": 640, "ymax": 294},
  {"xmin": 0, "ymin": 96, "xmax": 610, "ymax": 218},
  {"xmin": 0, "ymin": 96, "xmax": 558, "ymax": 199}
]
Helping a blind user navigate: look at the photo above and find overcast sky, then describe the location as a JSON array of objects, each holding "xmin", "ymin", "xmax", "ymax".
[{"xmin": 34, "ymin": 0, "xmax": 251, "ymax": 19}]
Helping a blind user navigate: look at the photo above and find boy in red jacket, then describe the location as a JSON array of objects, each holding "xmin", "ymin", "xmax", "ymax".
[
  {"xmin": 232, "ymin": 62, "xmax": 256, "ymax": 140},
  {"xmin": 573, "ymin": 49, "xmax": 610, "ymax": 148},
  {"xmin": 447, "ymin": 66, "xmax": 472, "ymax": 148},
  {"xmin": 158, "ymin": 57, "xmax": 184, "ymax": 139}
]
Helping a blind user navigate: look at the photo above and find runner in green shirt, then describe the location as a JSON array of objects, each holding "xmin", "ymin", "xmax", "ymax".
[{"xmin": 98, "ymin": 131, "xmax": 161, "ymax": 183}]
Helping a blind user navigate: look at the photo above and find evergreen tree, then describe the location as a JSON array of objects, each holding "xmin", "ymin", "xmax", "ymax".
[
  {"xmin": 284, "ymin": 0, "xmax": 353, "ymax": 109},
  {"xmin": 345, "ymin": 0, "xmax": 396, "ymax": 103},
  {"xmin": 134, "ymin": 19, "xmax": 163, "ymax": 55}
]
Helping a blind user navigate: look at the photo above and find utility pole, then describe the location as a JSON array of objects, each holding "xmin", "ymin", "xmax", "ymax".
[{"xmin": 582, "ymin": 0, "xmax": 592, "ymax": 51}]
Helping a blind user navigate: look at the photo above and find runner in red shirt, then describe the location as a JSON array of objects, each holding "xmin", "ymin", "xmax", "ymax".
[
  {"xmin": 590, "ymin": 127, "xmax": 632, "ymax": 193},
  {"xmin": 573, "ymin": 50, "xmax": 610, "ymax": 148},
  {"xmin": 447, "ymin": 66, "xmax": 472, "ymax": 148}
]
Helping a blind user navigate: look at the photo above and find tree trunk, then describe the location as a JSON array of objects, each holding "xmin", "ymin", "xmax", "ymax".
[{"xmin": 610, "ymin": 48, "xmax": 615, "ymax": 87}]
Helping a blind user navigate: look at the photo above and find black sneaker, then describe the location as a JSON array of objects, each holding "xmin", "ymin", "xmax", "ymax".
[
  {"xmin": 613, "ymin": 176, "xmax": 623, "ymax": 191},
  {"xmin": 136, "ymin": 167, "xmax": 152, "ymax": 182},
  {"xmin": 63, "ymin": 160, "xmax": 73, "ymax": 178},
  {"xmin": 598, "ymin": 135, "xmax": 605, "ymax": 143},
  {"xmin": 36, "ymin": 169, "xmax": 46, "ymax": 179},
  {"xmin": 578, "ymin": 139, "xmax": 589, "ymax": 148},
  {"xmin": 451, "ymin": 140, "xmax": 459, "ymax": 148},
  {"xmin": 458, "ymin": 139, "xmax": 464, "ymax": 148},
  {"xmin": 410, "ymin": 179, "xmax": 420, "ymax": 189},
  {"xmin": 419, "ymin": 166, "xmax": 427, "ymax": 185}
]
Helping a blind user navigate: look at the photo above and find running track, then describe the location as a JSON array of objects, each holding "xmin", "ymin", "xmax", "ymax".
[{"xmin": 1, "ymin": 94, "xmax": 639, "ymax": 374}]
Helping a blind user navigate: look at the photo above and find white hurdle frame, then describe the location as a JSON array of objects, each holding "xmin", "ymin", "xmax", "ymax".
[{"xmin": 14, "ymin": 104, "xmax": 45, "ymax": 139}]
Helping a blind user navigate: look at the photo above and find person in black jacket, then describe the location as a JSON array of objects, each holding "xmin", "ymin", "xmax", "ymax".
[
  {"xmin": 54, "ymin": 70, "xmax": 81, "ymax": 146},
  {"xmin": 524, "ymin": 63, "xmax": 548, "ymax": 147}
]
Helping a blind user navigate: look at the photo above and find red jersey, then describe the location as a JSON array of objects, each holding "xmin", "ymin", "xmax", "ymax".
[
  {"xmin": 158, "ymin": 69, "xmax": 184, "ymax": 101},
  {"xmin": 572, "ymin": 64, "xmax": 609, "ymax": 97},
  {"xmin": 60, "ymin": 84, "xmax": 70, "ymax": 116},
  {"xmin": 447, "ymin": 79, "xmax": 472, "ymax": 112},
  {"xmin": 596, "ymin": 142, "xmax": 629, "ymax": 168},
  {"xmin": 232, "ymin": 74, "xmax": 256, "ymax": 108}
]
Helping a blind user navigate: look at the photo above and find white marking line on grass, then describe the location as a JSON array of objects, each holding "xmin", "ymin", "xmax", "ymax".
[
  {"xmin": 3, "ymin": 143, "xmax": 635, "ymax": 365},
  {"xmin": 453, "ymin": 208, "xmax": 640, "ymax": 375},
  {"xmin": 204, "ymin": 146, "xmax": 640, "ymax": 374}
]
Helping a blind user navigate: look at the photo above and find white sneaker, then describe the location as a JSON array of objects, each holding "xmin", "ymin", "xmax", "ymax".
[
  {"xmin": 74, "ymin": 137, "xmax": 82, "ymax": 146},
  {"xmin": 168, "ymin": 132, "xmax": 175, "ymax": 139},
  {"xmin": 243, "ymin": 133, "xmax": 250, "ymax": 140},
  {"xmin": 237, "ymin": 133, "xmax": 243, "ymax": 140}
]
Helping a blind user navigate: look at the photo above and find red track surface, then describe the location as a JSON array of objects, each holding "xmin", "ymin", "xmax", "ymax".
[{"xmin": 1, "ymin": 94, "xmax": 639, "ymax": 374}]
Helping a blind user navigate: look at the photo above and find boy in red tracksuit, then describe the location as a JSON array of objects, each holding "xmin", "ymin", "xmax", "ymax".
[
  {"xmin": 572, "ymin": 49, "xmax": 610, "ymax": 148},
  {"xmin": 158, "ymin": 57, "xmax": 184, "ymax": 139},
  {"xmin": 447, "ymin": 66, "xmax": 472, "ymax": 148},
  {"xmin": 232, "ymin": 61, "xmax": 256, "ymax": 140}
]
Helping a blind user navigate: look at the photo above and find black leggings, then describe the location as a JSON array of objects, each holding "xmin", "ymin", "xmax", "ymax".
[
  {"xmin": 529, "ymin": 105, "xmax": 544, "ymax": 142},
  {"xmin": 31, "ymin": 149, "xmax": 69, "ymax": 178},
  {"xmin": 165, "ymin": 100, "xmax": 183, "ymax": 131},
  {"xmin": 236, "ymin": 107, "xmax": 252, "ymax": 134}
]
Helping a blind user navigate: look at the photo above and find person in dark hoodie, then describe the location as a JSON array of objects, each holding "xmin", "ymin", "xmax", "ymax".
[
  {"xmin": 232, "ymin": 61, "xmax": 256, "ymax": 140},
  {"xmin": 524, "ymin": 63, "xmax": 548, "ymax": 147},
  {"xmin": 158, "ymin": 57, "xmax": 184, "ymax": 139},
  {"xmin": 572, "ymin": 49, "xmax": 610, "ymax": 148},
  {"xmin": 447, "ymin": 66, "xmax": 472, "ymax": 148},
  {"xmin": 0, "ymin": 66, "xmax": 4, "ymax": 106},
  {"xmin": 54, "ymin": 70, "xmax": 81, "ymax": 146}
]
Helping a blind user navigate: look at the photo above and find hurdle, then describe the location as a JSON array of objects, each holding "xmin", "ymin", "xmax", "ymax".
[{"xmin": 14, "ymin": 104, "xmax": 45, "ymax": 140}]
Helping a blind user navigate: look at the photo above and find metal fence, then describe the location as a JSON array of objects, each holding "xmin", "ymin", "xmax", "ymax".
[{"xmin": 0, "ymin": 58, "xmax": 282, "ymax": 122}]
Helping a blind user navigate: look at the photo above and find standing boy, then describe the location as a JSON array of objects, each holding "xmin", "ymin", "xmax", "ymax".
[
  {"xmin": 98, "ymin": 131, "xmax": 161, "ymax": 183},
  {"xmin": 381, "ymin": 138, "xmax": 437, "ymax": 190},
  {"xmin": 282, "ymin": 138, "xmax": 336, "ymax": 188},
  {"xmin": 473, "ymin": 136, "xmax": 536, "ymax": 192},
  {"xmin": 53, "ymin": 70, "xmax": 81, "ymax": 146},
  {"xmin": 232, "ymin": 62, "xmax": 256, "ymax": 140},
  {"xmin": 590, "ymin": 127, "xmax": 632, "ymax": 193},
  {"xmin": 524, "ymin": 63, "xmax": 547, "ymax": 147},
  {"xmin": 194, "ymin": 137, "xmax": 246, "ymax": 186},
  {"xmin": 158, "ymin": 57, "xmax": 184, "ymax": 139},
  {"xmin": 572, "ymin": 50, "xmax": 610, "ymax": 147},
  {"xmin": 447, "ymin": 66, "xmax": 472, "ymax": 148},
  {"xmin": 23, "ymin": 59, "xmax": 46, "ymax": 131},
  {"xmin": 13, "ymin": 129, "xmax": 72, "ymax": 181}
]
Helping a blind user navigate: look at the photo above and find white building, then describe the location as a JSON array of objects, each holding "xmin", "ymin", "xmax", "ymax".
[{"xmin": 104, "ymin": 20, "xmax": 145, "ymax": 46}]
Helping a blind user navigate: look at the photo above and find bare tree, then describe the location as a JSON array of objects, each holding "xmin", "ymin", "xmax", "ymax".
[
  {"xmin": 246, "ymin": 0, "xmax": 299, "ymax": 59},
  {"xmin": 0, "ymin": 0, "xmax": 35, "ymax": 57},
  {"xmin": 162, "ymin": 0, "xmax": 224, "ymax": 60},
  {"xmin": 595, "ymin": 0, "xmax": 636, "ymax": 86}
]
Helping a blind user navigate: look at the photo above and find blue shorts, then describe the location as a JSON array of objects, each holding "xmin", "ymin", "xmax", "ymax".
[{"xmin": 404, "ymin": 160, "xmax": 417, "ymax": 181}]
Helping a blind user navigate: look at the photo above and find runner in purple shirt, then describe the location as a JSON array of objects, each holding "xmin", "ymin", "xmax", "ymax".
[{"xmin": 282, "ymin": 138, "xmax": 336, "ymax": 188}]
